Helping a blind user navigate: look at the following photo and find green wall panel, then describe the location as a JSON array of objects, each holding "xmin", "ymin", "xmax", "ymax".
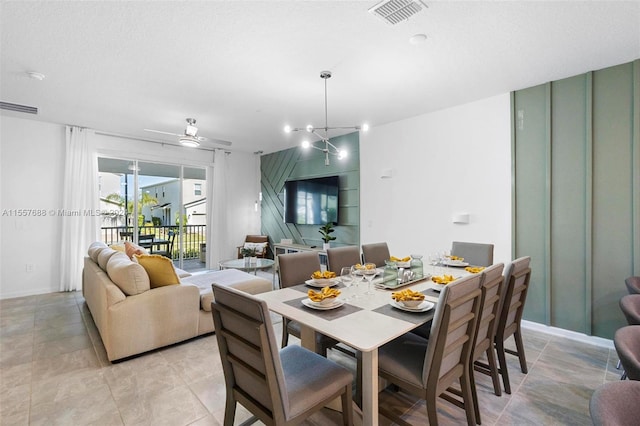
[
  {"xmin": 591, "ymin": 63, "xmax": 635, "ymax": 337},
  {"xmin": 513, "ymin": 59, "xmax": 640, "ymax": 339},
  {"xmin": 550, "ymin": 74, "xmax": 589, "ymax": 333},
  {"xmin": 261, "ymin": 132, "xmax": 360, "ymax": 248},
  {"xmin": 513, "ymin": 84, "xmax": 549, "ymax": 324}
]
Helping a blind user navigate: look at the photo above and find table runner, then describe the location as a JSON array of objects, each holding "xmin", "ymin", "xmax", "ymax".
[{"xmin": 284, "ymin": 296, "xmax": 362, "ymax": 320}]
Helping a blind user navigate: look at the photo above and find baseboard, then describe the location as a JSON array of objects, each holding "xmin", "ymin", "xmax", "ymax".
[{"xmin": 522, "ymin": 320, "xmax": 614, "ymax": 349}]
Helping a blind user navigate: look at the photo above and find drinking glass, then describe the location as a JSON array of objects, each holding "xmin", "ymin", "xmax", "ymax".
[
  {"xmin": 362, "ymin": 262, "xmax": 378, "ymax": 296},
  {"xmin": 340, "ymin": 266, "xmax": 354, "ymax": 302},
  {"xmin": 350, "ymin": 265, "xmax": 362, "ymax": 299}
]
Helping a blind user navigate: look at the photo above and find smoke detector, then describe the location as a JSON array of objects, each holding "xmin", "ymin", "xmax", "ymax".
[{"xmin": 369, "ymin": 0, "xmax": 428, "ymax": 25}]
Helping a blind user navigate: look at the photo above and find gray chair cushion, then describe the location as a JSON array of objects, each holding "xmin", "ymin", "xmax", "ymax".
[{"xmin": 378, "ymin": 332, "xmax": 428, "ymax": 388}]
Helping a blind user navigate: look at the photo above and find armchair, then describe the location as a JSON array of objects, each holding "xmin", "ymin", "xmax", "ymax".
[{"xmin": 237, "ymin": 235, "xmax": 270, "ymax": 259}]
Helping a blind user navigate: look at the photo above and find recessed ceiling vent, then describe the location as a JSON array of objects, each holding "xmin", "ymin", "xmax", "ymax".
[
  {"xmin": 369, "ymin": 0, "xmax": 428, "ymax": 25},
  {"xmin": 0, "ymin": 101, "xmax": 38, "ymax": 115}
]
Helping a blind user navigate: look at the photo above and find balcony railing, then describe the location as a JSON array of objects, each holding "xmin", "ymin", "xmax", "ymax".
[{"xmin": 100, "ymin": 225, "xmax": 206, "ymax": 260}]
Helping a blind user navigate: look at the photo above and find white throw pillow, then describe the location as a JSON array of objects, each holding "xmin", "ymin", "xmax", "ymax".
[{"xmin": 243, "ymin": 242, "xmax": 267, "ymax": 255}]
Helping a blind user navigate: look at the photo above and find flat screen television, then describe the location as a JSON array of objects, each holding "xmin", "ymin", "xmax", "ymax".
[{"xmin": 284, "ymin": 176, "xmax": 339, "ymax": 225}]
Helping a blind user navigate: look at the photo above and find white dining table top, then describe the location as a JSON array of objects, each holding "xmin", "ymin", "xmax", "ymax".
[{"xmin": 256, "ymin": 265, "xmax": 472, "ymax": 352}]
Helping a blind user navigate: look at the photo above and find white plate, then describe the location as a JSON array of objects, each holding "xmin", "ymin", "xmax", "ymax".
[
  {"xmin": 301, "ymin": 298, "xmax": 345, "ymax": 310},
  {"xmin": 390, "ymin": 299, "xmax": 435, "ymax": 313},
  {"xmin": 442, "ymin": 260, "xmax": 469, "ymax": 267},
  {"xmin": 304, "ymin": 279, "xmax": 339, "ymax": 288}
]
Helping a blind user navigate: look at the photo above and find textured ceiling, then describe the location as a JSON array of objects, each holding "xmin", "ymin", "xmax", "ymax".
[{"xmin": 1, "ymin": 1, "xmax": 639, "ymax": 154}]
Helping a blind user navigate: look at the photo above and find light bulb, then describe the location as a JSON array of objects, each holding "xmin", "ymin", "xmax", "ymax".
[
  {"xmin": 306, "ymin": 124, "xmax": 314, "ymax": 132},
  {"xmin": 338, "ymin": 149, "xmax": 348, "ymax": 160},
  {"xmin": 301, "ymin": 140, "xmax": 311, "ymax": 149},
  {"xmin": 284, "ymin": 125, "xmax": 292, "ymax": 133},
  {"xmin": 361, "ymin": 123, "xmax": 369, "ymax": 132}
]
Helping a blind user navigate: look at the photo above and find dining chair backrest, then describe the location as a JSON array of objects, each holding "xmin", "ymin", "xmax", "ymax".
[
  {"xmin": 451, "ymin": 241, "xmax": 494, "ymax": 267},
  {"xmin": 361, "ymin": 242, "xmax": 390, "ymax": 267},
  {"xmin": 498, "ymin": 256, "xmax": 531, "ymax": 340},
  {"xmin": 619, "ymin": 294, "xmax": 640, "ymax": 325},
  {"xmin": 278, "ymin": 251, "xmax": 321, "ymax": 289},
  {"xmin": 474, "ymin": 263, "xmax": 505, "ymax": 360},
  {"xmin": 326, "ymin": 246, "xmax": 361, "ymax": 274},
  {"xmin": 210, "ymin": 283, "xmax": 289, "ymax": 422},
  {"xmin": 625, "ymin": 276, "xmax": 640, "ymax": 295},
  {"xmin": 614, "ymin": 325, "xmax": 640, "ymax": 381},
  {"xmin": 211, "ymin": 283, "xmax": 354, "ymax": 425},
  {"xmin": 423, "ymin": 273, "xmax": 482, "ymax": 389}
]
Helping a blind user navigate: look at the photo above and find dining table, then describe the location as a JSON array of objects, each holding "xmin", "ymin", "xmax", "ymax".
[{"xmin": 255, "ymin": 264, "xmax": 472, "ymax": 425}]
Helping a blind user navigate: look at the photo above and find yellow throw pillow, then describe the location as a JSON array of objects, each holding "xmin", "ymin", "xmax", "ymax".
[{"xmin": 134, "ymin": 254, "xmax": 180, "ymax": 288}]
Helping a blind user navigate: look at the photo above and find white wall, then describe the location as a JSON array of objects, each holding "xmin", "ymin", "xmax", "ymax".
[
  {"xmin": 360, "ymin": 93, "xmax": 512, "ymax": 265},
  {"xmin": 1, "ymin": 116, "xmax": 66, "ymax": 297},
  {"xmin": 0, "ymin": 115, "xmax": 259, "ymax": 299}
]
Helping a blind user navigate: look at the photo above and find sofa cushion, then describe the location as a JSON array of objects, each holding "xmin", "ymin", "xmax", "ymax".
[
  {"xmin": 182, "ymin": 269, "xmax": 272, "ymax": 312},
  {"xmin": 134, "ymin": 254, "xmax": 180, "ymax": 288},
  {"xmin": 106, "ymin": 252, "xmax": 150, "ymax": 296},
  {"xmin": 124, "ymin": 241, "xmax": 149, "ymax": 259},
  {"xmin": 97, "ymin": 247, "xmax": 119, "ymax": 271},
  {"xmin": 88, "ymin": 241, "xmax": 108, "ymax": 263}
]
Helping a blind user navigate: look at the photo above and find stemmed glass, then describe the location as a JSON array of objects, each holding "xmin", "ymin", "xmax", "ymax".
[
  {"xmin": 362, "ymin": 262, "xmax": 378, "ymax": 296},
  {"xmin": 340, "ymin": 267, "xmax": 354, "ymax": 302},
  {"xmin": 350, "ymin": 265, "xmax": 362, "ymax": 299}
]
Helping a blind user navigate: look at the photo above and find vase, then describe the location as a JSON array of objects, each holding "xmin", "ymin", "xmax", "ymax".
[{"xmin": 323, "ymin": 242, "xmax": 330, "ymax": 251}]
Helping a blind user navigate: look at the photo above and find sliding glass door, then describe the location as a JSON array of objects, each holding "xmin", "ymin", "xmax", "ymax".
[{"xmin": 98, "ymin": 157, "xmax": 207, "ymax": 272}]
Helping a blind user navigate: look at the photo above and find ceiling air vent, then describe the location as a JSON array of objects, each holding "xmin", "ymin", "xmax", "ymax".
[
  {"xmin": 369, "ymin": 0, "xmax": 428, "ymax": 25},
  {"xmin": 0, "ymin": 101, "xmax": 38, "ymax": 115}
]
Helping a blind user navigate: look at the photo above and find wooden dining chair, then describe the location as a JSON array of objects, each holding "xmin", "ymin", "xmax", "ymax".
[
  {"xmin": 210, "ymin": 283, "xmax": 354, "ymax": 426},
  {"xmin": 377, "ymin": 273, "xmax": 483, "ymax": 426},
  {"xmin": 326, "ymin": 246, "xmax": 361, "ymax": 274},
  {"xmin": 277, "ymin": 251, "xmax": 338, "ymax": 356},
  {"xmin": 361, "ymin": 242, "xmax": 390, "ymax": 267},
  {"xmin": 466, "ymin": 263, "xmax": 504, "ymax": 424},
  {"xmin": 493, "ymin": 256, "xmax": 531, "ymax": 394},
  {"xmin": 451, "ymin": 241, "xmax": 494, "ymax": 267}
]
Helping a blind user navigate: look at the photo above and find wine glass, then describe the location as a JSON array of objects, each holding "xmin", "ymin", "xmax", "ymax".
[
  {"xmin": 362, "ymin": 262, "xmax": 378, "ymax": 296},
  {"xmin": 340, "ymin": 267, "xmax": 354, "ymax": 302},
  {"xmin": 350, "ymin": 265, "xmax": 362, "ymax": 299}
]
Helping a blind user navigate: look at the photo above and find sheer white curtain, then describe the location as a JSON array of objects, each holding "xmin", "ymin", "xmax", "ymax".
[
  {"xmin": 207, "ymin": 149, "xmax": 231, "ymax": 268},
  {"xmin": 59, "ymin": 126, "xmax": 100, "ymax": 291}
]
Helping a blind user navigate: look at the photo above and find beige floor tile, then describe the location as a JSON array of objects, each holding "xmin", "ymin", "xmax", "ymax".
[{"xmin": 0, "ymin": 291, "xmax": 620, "ymax": 426}]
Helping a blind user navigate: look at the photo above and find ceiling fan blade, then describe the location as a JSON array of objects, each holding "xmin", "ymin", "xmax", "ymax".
[
  {"xmin": 144, "ymin": 129, "xmax": 182, "ymax": 137},
  {"xmin": 197, "ymin": 136, "xmax": 233, "ymax": 146}
]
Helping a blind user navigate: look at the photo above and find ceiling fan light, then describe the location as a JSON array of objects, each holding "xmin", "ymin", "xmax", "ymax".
[
  {"xmin": 179, "ymin": 136, "xmax": 200, "ymax": 148},
  {"xmin": 361, "ymin": 123, "xmax": 370, "ymax": 132},
  {"xmin": 284, "ymin": 125, "xmax": 292, "ymax": 133},
  {"xmin": 306, "ymin": 124, "xmax": 314, "ymax": 132},
  {"xmin": 338, "ymin": 149, "xmax": 348, "ymax": 159},
  {"xmin": 301, "ymin": 140, "xmax": 311, "ymax": 149}
]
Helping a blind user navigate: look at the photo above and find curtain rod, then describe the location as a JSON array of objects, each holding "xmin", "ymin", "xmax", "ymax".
[{"xmin": 94, "ymin": 129, "xmax": 231, "ymax": 154}]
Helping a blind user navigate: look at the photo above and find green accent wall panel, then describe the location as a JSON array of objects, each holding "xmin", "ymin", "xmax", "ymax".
[
  {"xmin": 591, "ymin": 62, "xmax": 635, "ymax": 337},
  {"xmin": 513, "ymin": 59, "xmax": 640, "ymax": 339},
  {"xmin": 550, "ymin": 74, "xmax": 588, "ymax": 333},
  {"xmin": 513, "ymin": 84, "xmax": 549, "ymax": 324},
  {"xmin": 261, "ymin": 132, "xmax": 360, "ymax": 248}
]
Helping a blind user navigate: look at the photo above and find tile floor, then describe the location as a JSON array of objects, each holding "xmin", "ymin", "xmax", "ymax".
[{"xmin": 0, "ymin": 274, "xmax": 622, "ymax": 426}]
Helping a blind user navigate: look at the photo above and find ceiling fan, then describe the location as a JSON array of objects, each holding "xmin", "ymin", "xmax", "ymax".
[{"xmin": 144, "ymin": 118, "xmax": 232, "ymax": 148}]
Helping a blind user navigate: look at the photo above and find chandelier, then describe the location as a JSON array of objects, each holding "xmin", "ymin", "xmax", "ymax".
[{"xmin": 284, "ymin": 71, "xmax": 368, "ymax": 166}]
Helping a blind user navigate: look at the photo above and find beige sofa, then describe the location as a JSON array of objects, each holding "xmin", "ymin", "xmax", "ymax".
[{"xmin": 82, "ymin": 242, "xmax": 272, "ymax": 361}]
